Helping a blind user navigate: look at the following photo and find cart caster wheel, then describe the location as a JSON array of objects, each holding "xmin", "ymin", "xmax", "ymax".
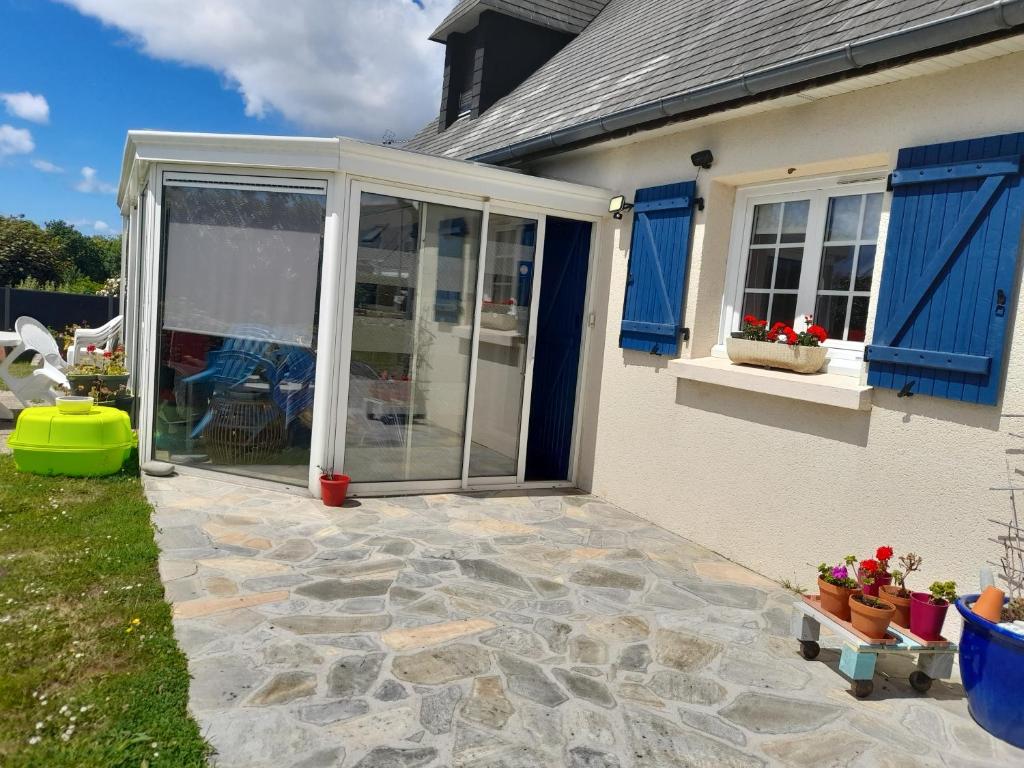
[
  {"xmin": 851, "ymin": 679, "xmax": 874, "ymax": 698},
  {"xmin": 799, "ymin": 640, "xmax": 820, "ymax": 660},
  {"xmin": 909, "ymin": 671, "xmax": 933, "ymax": 693}
]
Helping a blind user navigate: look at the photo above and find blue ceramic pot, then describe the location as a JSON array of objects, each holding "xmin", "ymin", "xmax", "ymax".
[{"xmin": 956, "ymin": 594, "xmax": 1024, "ymax": 748}]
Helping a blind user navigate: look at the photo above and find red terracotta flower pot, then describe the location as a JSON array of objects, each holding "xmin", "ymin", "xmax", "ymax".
[
  {"xmin": 858, "ymin": 569, "xmax": 892, "ymax": 597},
  {"xmin": 849, "ymin": 594, "xmax": 895, "ymax": 639},
  {"xmin": 880, "ymin": 585, "xmax": 912, "ymax": 628},
  {"xmin": 910, "ymin": 591, "xmax": 949, "ymax": 640},
  {"xmin": 320, "ymin": 473, "xmax": 351, "ymax": 507},
  {"xmin": 818, "ymin": 576, "xmax": 857, "ymax": 621}
]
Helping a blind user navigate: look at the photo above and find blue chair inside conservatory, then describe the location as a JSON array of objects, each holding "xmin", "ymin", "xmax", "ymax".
[
  {"xmin": 182, "ymin": 339, "xmax": 276, "ymax": 438},
  {"xmin": 271, "ymin": 347, "xmax": 317, "ymax": 427}
]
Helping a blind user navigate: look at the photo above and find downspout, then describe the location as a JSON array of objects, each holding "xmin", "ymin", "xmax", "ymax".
[{"xmin": 472, "ymin": 0, "xmax": 1024, "ymax": 165}]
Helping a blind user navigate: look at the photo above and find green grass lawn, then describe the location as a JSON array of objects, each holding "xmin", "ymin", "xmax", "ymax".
[{"xmin": 0, "ymin": 455, "xmax": 209, "ymax": 767}]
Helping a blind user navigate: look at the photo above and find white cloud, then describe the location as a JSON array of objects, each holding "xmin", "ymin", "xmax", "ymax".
[
  {"xmin": 75, "ymin": 166, "xmax": 117, "ymax": 194},
  {"xmin": 60, "ymin": 0, "xmax": 453, "ymax": 140},
  {"xmin": 0, "ymin": 92, "xmax": 50, "ymax": 124},
  {"xmin": 0, "ymin": 124, "xmax": 34, "ymax": 157},
  {"xmin": 92, "ymin": 220, "xmax": 112, "ymax": 233},
  {"xmin": 31, "ymin": 158, "xmax": 64, "ymax": 173}
]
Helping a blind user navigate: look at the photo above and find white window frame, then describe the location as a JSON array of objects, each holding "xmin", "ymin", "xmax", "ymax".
[{"xmin": 716, "ymin": 173, "xmax": 888, "ymax": 377}]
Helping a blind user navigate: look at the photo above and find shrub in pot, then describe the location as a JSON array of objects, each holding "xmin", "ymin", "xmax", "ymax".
[
  {"xmin": 858, "ymin": 546, "xmax": 894, "ymax": 597},
  {"xmin": 817, "ymin": 556, "xmax": 859, "ymax": 621},
  {"xmin": 849, "ymin": 593, "xmax": 895, "ymax": 639},
  {"xmin": 880, "ymin": 552, "xmax": 922, "ymax": 628},
  {"xmin": 911, "ymin": 580, "xmax": 957, "ymax": 640}
]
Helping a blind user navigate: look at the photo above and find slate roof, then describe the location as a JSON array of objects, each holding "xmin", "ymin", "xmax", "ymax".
[
  {"xmin": 407, "ymin": 0, "xmax": 1010, "ymax": 161},
  {"xmin": 430, "ymin": 0, "xmax": 609, "ymax": 40}
]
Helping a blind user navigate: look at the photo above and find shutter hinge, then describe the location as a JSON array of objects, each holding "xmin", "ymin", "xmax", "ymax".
[
  {"xmin": 886, "ymin": 173, "xmax": 893, "ymax": 192},
  {"xmin": 898, "ymin": 381, "xmax": 915, "ymax": 398},
  {"xmin": 681, "ymin": 327, "xmax": 690, "ymax": 342},
  {"xmin": 694, "ymin": 197, "xmax": 705, "ymax": 212},
  {"xmin": 587, "ymin": 311, "xmax": 596, "ymax": 328}
]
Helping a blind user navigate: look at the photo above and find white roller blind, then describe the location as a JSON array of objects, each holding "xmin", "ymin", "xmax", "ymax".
[{"xmin": 161, "ymin": 183, "xmax": 326, "ymax": 347}]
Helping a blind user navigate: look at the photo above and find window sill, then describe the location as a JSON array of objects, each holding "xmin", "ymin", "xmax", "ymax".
[{"xmin": 669, "ymin": 356, "xmax": 873, "ymax": 410}]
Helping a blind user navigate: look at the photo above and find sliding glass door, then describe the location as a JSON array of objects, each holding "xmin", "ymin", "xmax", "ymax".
[
  {"xmin": 340, "ymin": 186, "xmax": 584, "ymax": 490},
  {"xmin": 467, "ymin": 214, "xmax": 538, "ymax": 480},
  {"xmin": 343, "ymin": 191, "xmax": 482, "ymax": 482}
]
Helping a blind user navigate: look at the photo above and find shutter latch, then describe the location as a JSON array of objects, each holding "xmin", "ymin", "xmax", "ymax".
[
  {"xmin": 898, "ymin": 381, "xmax": 916, "ymax": 398},
  {"xmin": 997, "ymin": 289, "xmax": 1007, "ymax": 317}
]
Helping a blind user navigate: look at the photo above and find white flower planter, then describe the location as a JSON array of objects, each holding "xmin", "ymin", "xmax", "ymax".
[{"xmin": 726, "ymin": 337, "xmax": 828, "ymax": 374}]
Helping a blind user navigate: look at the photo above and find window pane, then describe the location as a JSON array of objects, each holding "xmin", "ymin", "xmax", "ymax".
[
  {"xmin": 818, "ymin": 245, "xmax": 855, "ymax": 290},
  {"xmin": 862, "ymin": 193, "xmax": 883, "ymax": 241},
  {"xmin": 814, "ymin": 294, "xmax": 848, "ymax": 341},
  {"xmin": 848, "ymin": 296, "xmax": 869, "ymax": 342},
  {"xmin": 855, "ymin": 244, "xmax": 875, "ymax": 291},
  {"xmin": 825, "ymin": 195, "xmax": 863, "ymax": 241},
  {"xmin": 741, "ymin": 292, "xmax": 769, "ymax": 322},
  {"xmin": 153, "ymin": 184, "xmax": 326, "ymax": 485},
  {"xmin": 780, "ymin": 200, "xmax": 809, "ymax": 243},
  {"xmin": 751, "ymin": 203, "xmax": 780, "ymax": 245},
  {"xmin": 769, "ymin": 293, "xmax": 797, "ymax": 327},
  {"xmin": 774, "ymin": 247, "xmax": 803, "ymax": 289},
  {"xmin": 745, "ymin": 249, "xmax": 774, "ymax": 289},
  {"xmin": 469, "ymin": 215, "xmax": 537, "ymax": 478},
  {"xmin": 345, "ymin": 193, "xmax": 482, "ymax": 483}
]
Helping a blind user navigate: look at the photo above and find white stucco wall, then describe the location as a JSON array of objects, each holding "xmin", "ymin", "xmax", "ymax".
[{"xmin": 534, "ymin": 51, "xmax": 1024, "ymax": 616}]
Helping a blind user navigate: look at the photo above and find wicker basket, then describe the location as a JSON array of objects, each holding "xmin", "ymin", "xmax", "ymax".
[{"xmin": 726, "ymin": 337, "xmax": 828, "ymax": 374}]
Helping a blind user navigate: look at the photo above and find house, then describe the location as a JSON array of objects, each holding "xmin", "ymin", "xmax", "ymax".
[{"xmin": 118, "ymin": 0, "xmax": 1024, "ymax": 590}]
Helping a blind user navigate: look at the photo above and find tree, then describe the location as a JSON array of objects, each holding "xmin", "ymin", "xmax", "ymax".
[
  {"xmin": 0, "ymin": 215, "xmax": 71, "ymax": 285},
  {"xmin": 45, "ymin": 219, "xmax": 110, "ymax": 281}
]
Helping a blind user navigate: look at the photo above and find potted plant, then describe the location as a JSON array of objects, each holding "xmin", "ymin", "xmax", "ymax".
[
  {"xmin": 726, "ymin": 313, "xmax": 829, "ymax": 374},
  {"xmin": 98, "ymin": 346, "xmax": 129, "ymax": 388},
  {"xmin": 849, "ymin": 592, "xmax": 895, "ymax": 639},
  {"xmin": 318, "ymin": 465, "xmax": 351, "ymax": 507},
  {"xmin": 911, "ymin": 581, "xmax": 956, "ymax": 640},
  {"xmin": 817, "ymin": 556, "xmax": 859, "ymax": 621},
  {"xmin": 858, "ymin": 546, "xmax": 894, "ymax": 596},
  {"xmin": 880, "ymin": 552, "xmax": 922, "ymax": 628},
  {"xmin": 956, "ymin": 497, "xmax": 1024, "ymax": 748}
]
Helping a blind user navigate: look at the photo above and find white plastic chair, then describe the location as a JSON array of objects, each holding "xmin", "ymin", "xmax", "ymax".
[
  {"xmin": 0, "ymin": 317, "xmax": 70, "ymax": 408},
  {"xmin": 66, "ymin": 315, "xmax": 123, "ymax": 365}
]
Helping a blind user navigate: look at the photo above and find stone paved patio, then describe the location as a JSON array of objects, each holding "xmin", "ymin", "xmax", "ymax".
[{"xmin": 145, "ymin": 471, "xmax": 1024, "ymax": 768}]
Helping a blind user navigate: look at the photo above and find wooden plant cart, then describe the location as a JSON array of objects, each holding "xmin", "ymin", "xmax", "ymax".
[{"xmin": 792, "ymin": 595, "xmax": 958, "ymax": 698}]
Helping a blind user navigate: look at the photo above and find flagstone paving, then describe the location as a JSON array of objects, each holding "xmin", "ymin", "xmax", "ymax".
[{"xmin": 145, "ymin": 472, "xmax": 1024, "ymax": 768}]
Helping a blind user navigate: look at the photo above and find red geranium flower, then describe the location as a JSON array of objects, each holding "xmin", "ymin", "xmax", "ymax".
[
  {"xmin": 86, "ymin": 344, "xmax": 96, "ymax": 352},
  {"xmin": 103, "ymin": 350, "xmax": 113, "ymax": 358},
  {"xmin": 808, "ymin": 325, "xmax": 828, "ymax": 343},
  {"xmin": 876, "ymin": 546, "xmax": 894, "ymax": 562},
  {"xmin": 783, "ymin": 326, "xmax": 798, "ymax": 345},
  {"xmin": 860, "ymin": 558, "xmax": 879, "ymax": 573},
  {"xmin": 744, "ymin": 314, "xmax": 757, "ymax": 324}
]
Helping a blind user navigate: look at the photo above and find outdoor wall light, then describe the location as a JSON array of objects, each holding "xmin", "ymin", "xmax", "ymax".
[
  {"xmin": 691, "ymin": 149, "xmax": 714, "ymax": 169},
  {"xmin": 608, "ymin": 195, "xmax": 634, "ymax": 219}
]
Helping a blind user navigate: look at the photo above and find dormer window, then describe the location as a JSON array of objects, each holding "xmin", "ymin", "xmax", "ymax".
[{"xmin": 432, "ymin": 2, "xmax": 608, "ymax": 131}]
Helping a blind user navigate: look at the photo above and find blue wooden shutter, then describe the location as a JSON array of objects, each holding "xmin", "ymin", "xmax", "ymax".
[
  {"xmin": 619, "ymin": 180, "xmax": 695, "ymax": 356},
  {"xmin": 866, "ymin": 132, "xmax": 1024, "ymax": 405}
]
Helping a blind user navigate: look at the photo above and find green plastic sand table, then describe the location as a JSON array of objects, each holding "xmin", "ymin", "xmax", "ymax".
[{"xmin": 8, "ymin": 405, "xmax": 136, "ymax": 477}]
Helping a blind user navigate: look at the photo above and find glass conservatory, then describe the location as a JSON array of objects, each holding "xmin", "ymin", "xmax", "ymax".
[{"xmin": 117, "ymin": 132, "xmax": 608, "ymax": 496}]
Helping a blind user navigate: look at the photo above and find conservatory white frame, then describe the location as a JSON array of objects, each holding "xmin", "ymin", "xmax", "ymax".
[{"xmin": 117, "ymin": 131, "xmax": 609, "ymax": 497}]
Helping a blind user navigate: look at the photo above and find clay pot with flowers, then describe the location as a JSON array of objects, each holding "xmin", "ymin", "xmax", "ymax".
[
  {"xmin": 817, "ymin": 556, "xmax": 859, "ymax": 621},
  {"xmin": 849, "ymin": 593, "xmax": 896, "ymax": 639},
  {"xmin": 880, "ymin": 552, "xmax": 922, "ymax": 628},
  {"xmin": 727, "ymin": 313, "xmax": 829, "ymax": 374},
  {"xmin": 858, "ymin": 546, "xmax": 894, "ymax": 597}
]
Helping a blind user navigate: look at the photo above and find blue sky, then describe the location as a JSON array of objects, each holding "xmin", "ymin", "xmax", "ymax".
[{"xmin": 0, "ymin": 0, "xmax": 451, "ymax": 234}]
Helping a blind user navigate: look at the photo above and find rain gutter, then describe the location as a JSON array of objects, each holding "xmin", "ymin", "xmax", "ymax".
[{"xmin": 471, "ymin": 0, "xmax": 1024, "ymax": 165}]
